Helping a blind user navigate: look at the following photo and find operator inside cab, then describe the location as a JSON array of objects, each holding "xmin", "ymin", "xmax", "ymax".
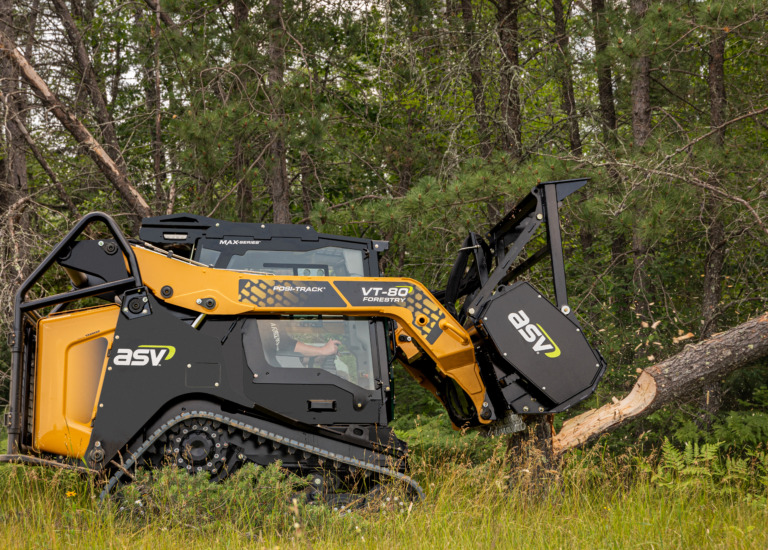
[{"xmin": 241, "ymin": 317, "xmax": 375, "ymax": 390}]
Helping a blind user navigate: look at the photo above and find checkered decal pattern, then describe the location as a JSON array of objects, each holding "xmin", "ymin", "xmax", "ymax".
[
  {"xmin": 238, "ymin": 279, "xmax": 345, "ymax": 308},
  {"xmin": 239, "ymin": 279, "xmax": 298, "ymax": 307},
  {"xmin": 405, "ymin": 291, "xmax": 445, "ymax": 345},
  {"xmin": 332, "ymin": 281, "xmax": 448, "ymax": 345}
]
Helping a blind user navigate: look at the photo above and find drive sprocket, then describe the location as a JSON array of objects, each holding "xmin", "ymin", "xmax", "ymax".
[{"xmin": 143, "ymin": 418, "xmax": 242, "ymax": 481}]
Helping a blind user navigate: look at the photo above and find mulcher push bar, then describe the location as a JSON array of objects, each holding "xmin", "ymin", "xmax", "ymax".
[{"xmin": 438, "ymin": 178, "xmax": 587, "ymax": 323}]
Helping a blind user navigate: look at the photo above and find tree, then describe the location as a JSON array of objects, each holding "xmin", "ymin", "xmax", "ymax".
[
  {"xmin": 590, "ymin": 0, "xmax": 616, "ymax": 143},
  {"xmin": 461, "ymin": 0, "xmax": 492, "ymax": 157},
  {"xmin": 551, "ymin": 0, "xmax": 581, "ymax": 154},
  {"xmin": 265, "ymin": 0, "xmax": 289, "ymax": 223},
  {"xmin": 0, "ymin": 2, "xmax": 26, "ymax": 196},
  {"xmin": 0, "ymin": 28, "xmax": 151, "ymax": 219},
  {"xmin": 496, "ymin": 0, "xmax": 522, "ymax": 158}
]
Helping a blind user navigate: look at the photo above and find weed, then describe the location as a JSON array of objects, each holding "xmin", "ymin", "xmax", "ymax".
[{"xmin": 0, "ymin": 444, "xmax": 765, "ymax": 549}]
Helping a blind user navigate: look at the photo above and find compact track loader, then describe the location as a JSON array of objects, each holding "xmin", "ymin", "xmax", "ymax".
[{"xmin": 2, "ymin": 178, "xmax": 606, "ymax": 499}]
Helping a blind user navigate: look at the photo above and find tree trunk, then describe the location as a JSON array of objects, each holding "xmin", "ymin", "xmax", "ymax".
[
  {"xmin": 591, "ymin": 0, "xmax": 616, "ymax": 143},
  {"xmin": 1, "ymin": 104, "xmax": 78, "ymax": 216},
  {"xmin": 51, "ymin": 0, "xmax": 128, "ymax": 175},
  {"xmin": 505, "ymin": 414, "xmax": 557, "ymax": 489},
  {"xmin": 0, "ymin": 0, "xmax": 30, "ymax": 284},
  {"xmin": 149, "ymin": 7, "xmax": 166, "ymax": 209},
  {"xmin": 266, "ymin": 0, "xmax": 289, "ymax": 224},
  {"xmin": 553, "ymin": 311, "xmax": 768, "ymax": 453},
  {"xmin": 0, "ymin": 1, "xmax": 27, "ymax": 215},
  {"xmin": 701, "ymin": 29, "xmax": 727, "ymax": 340},
  {"xmin": 460, "ymin": 0, "xmax": 491, "ymax": 157},
  {"xmin": 0, "ymin": 29, "xmax": 152, "ymax": 218},
  {"xmin": 628, "ymin": 0, "xmax": 652, "ymax": 350},
  {"xmin": 552, "ymin": 0, "xmax": 581, "ymax": 155},
  {"xmin": 496, "ymin": 0, "xmax": 522, "ymax": 159},
  {"xmin": 631, "ymin": 230, "xmax": 651, "ymax": 333},
  {"xmin": 234, "ymin": 0, "xmax": 253, "ymax": 223},
  {"xmin": 300, "ymin": 149, "xmax": 312, "ymax": 221},
  {"xmin": 629, "ymin": 0, "xmax": 651, "ymax": 148},
  {"xmin": 698, "ymin": 28, "xmax": 728, "ymax": 422}
]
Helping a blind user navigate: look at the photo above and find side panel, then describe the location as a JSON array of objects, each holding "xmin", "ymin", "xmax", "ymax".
[
  {"xmin": 33, "ymin": 306, "xmax": 118, "ymax": 457},
  {"xmin": 87, "ymin": 295, "xmax": 388, "ymax": 466}
]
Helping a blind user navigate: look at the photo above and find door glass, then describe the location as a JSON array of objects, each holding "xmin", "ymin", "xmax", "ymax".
[{"xmin": 242, "ymin": 317, "xmax": 376, "ymax": 390}]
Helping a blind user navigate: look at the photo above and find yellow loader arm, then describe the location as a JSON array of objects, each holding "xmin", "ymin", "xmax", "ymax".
[{"xmin": 133, "ymin": 246, "xmax": 495, "ymax": 424}]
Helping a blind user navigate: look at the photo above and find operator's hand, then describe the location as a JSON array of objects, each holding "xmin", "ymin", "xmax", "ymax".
[
  {"xmin": 317, "ymin": 339, "xmax": 341, "ymax": 356},
  {"xmin": 293, "ymin": 339, "xmax": 342, "ymax": 357}
]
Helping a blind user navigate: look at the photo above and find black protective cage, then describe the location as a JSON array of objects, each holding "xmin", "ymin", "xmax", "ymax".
[{"xmin": 5, "ymin": 213, "xmax": 142, "ymax": 456}]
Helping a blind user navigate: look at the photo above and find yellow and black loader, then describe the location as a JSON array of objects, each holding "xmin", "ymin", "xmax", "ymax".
[{"xmin": 2, "ymin": 178, "xmax": 606, "ymax": 500}]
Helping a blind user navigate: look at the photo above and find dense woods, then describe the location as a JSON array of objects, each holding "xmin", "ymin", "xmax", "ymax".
[{"xmin": 1, "ymin": 0, "xmax": 767, "ymax": 451}]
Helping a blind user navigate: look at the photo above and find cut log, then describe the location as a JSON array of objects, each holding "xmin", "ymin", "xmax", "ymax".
[{"xmin": 553, "ymin": 311, "xmax": 768, "ymax": 454}]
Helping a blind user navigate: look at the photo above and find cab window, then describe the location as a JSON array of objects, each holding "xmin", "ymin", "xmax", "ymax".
[
  {"xmin": 242, "ymin": 317, "xmax": 376, "ymax": 391},
  {"xmin": 197, "ymin": 243, "xmax": 365, "ymax": 277}
]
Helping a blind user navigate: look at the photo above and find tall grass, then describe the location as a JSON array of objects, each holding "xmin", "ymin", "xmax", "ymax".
[{"xmin": 0, "ymin": 440, "xmax": 766, "ymax": 549}]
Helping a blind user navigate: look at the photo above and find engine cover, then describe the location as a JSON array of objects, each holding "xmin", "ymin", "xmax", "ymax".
[{"xmin": 480, "ymin": 282, "xmax": 604, "ymax": 408}]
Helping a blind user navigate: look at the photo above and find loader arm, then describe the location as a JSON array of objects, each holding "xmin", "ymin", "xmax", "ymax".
[{"xmin": 131, "ymin": 245, "xmax": 496, "ymax": 424}]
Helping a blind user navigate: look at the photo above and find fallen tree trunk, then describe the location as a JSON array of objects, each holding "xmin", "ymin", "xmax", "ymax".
[{"xmin": 553, "ymin": 311, "xmax": 768, "ymax": 454}]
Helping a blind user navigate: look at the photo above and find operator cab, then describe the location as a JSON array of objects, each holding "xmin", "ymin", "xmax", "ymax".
[
  {"xmin": 139, "ymin": 214, "xmax": 394, "ymax": 426},
  {"xmin": 196, "ymin": 242, "xmax": 366, "ymax": 277},
  {"xmin": 138, "ymin": 213, "xmax": 386, "ymax": 277}
]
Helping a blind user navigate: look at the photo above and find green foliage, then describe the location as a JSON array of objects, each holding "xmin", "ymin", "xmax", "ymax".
[
  {"xmin": 713, "ymin": 410, "xmax": 768, "ymax": 450},
  {"xmin": 114, "ymin": 462, "xmax": 328, "ymax": 532},
  {"xmin": 1, "ymin": 445, "xmax": 768, "ymax": 548},
  {"xmin": 648, "ymin": 438, "xmax": 768, "ymax": 500},
  {"xmin": 391, "ymin": 410, "xmax": 499, "ymax": 464}
]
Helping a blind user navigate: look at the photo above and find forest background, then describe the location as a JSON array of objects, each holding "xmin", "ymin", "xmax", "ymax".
[{"xmin": 1, "ymin": 0, "xmax": 768, "ymax": 484}]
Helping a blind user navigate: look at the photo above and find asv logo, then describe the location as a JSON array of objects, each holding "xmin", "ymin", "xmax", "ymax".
[
  {"xmin": 507, "ymin": 310, "xmax": 561, "ymax": 358},
  {"xmin": 113, "ymin": 345, "xmax": 176, "ymax": 366}
]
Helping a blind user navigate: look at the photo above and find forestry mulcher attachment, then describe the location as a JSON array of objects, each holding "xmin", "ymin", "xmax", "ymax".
[{"xmin": 2, "ymin": 178, "xmax": 605, "ymax": 499}]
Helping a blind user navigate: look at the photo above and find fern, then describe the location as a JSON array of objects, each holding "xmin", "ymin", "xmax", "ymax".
[
  {"xmin": 653, "ymin": 439, "xmax": 729, "ymax": 490},
  {"xmin": 713, "ymin": 411, "xmax": 768, "ymax": 449},
  {"xmin": 650, "ymin": 439, "xmax": 768, "ymax": 499}
]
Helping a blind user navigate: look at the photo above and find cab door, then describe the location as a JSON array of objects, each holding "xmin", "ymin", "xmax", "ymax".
[{"xmin": 242, "ymin": 316, "xmax": 389, "ymax": 425}]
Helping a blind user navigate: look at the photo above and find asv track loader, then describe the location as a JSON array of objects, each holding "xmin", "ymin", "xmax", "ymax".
[{"xmin": 2, "ymin": 178, "xmax": 606, "ymax": 499}]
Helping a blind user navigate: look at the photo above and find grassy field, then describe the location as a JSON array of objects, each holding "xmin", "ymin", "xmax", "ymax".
[{"xmin": 0, "ymin": 436, "xmax": 766, "ymax": 550}]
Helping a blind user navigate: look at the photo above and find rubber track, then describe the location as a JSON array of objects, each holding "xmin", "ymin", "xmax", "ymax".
[{"xmin": 99, "ymin": 410, "xmax": 425, "ymax": 501}]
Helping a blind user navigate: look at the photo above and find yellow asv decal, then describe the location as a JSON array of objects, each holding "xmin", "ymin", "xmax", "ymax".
[
  {"xmin": 138, "ymin": 345, "xmax": 176, "ymax": 359},
  {"xmin": 507, "ymin": 310, "xmax": 561, "ymax": 358}
]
